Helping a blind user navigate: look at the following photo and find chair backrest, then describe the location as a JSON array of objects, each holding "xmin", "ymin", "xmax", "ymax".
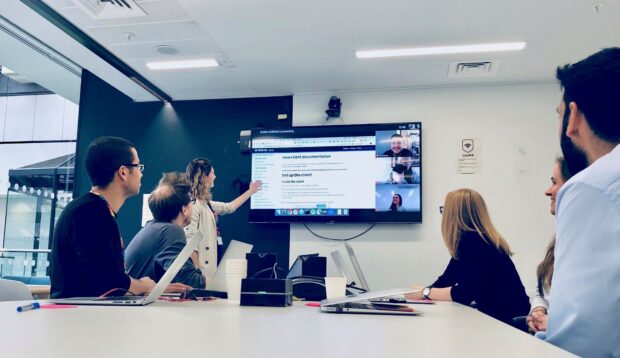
[{"xmin": 0, "ymin": 278, "xmax": 33, "ymax": 301}]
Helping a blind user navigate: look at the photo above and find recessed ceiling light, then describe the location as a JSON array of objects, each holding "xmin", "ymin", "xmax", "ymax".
[
  {"xmin": 156, "ymin": 45, "xmax": 178, "ymax": 55},
  {"xmin": 356, "ymin": 42, "xmax": 526, "ymax": 59},
  {"xmin": 146, "ymin": 58, "xmax": 219, "ymax": 70}
]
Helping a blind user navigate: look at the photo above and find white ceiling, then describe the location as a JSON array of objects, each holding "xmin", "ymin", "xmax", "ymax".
[{"xmin": 5, "ymin": 0, "xmax": 620, "ymax": 102}]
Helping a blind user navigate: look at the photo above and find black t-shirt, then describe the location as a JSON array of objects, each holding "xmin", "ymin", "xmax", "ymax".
[
  {"xmin": 50, "ymin": 193, "xmax": 130, "ymax": 298},
  {"xmin": 125, "ymin": 221, "xmax": 205, "ymax": 288},
  {"xmin": 431, "ymin": 231, "xmax": 531, "ymax": 324}
]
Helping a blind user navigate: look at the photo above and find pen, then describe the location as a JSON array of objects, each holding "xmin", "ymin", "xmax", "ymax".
[{"xmin": 16, "ymin": 302, "xmax": 40, "ymax": 312}]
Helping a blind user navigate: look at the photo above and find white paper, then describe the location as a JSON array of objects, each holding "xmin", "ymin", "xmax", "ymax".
[
  {"xmin": 456, "ymin": 138, "xmax": 481, "ymax": 174},
  {"xmin": 141, "ymin": 193, "xmax": 153, "ymax": 227}
]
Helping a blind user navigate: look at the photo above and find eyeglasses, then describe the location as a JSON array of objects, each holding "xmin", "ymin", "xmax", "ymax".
[{"xmin": 123, "ymin": 163, "xmax": 145, "ymax": 173}]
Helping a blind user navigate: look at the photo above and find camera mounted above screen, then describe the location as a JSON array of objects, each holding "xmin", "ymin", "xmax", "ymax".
[{"xmin": 325, "ymin": 96, "xmax": 342, "ymax": 119}]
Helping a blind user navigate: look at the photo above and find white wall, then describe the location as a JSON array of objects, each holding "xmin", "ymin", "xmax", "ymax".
[{"xmin": 291, "ymin": 83, "xmax": 562, "ymax": 292}]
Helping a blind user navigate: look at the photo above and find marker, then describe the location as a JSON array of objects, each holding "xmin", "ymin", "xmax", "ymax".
[{"xmin": 16, "ymin": 302, "xmax": 40, "ymax": 312}]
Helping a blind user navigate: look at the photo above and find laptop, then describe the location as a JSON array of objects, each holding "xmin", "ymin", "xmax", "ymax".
[
  {"xmin": 344, "ymin": 242, "xmax": 370, "ymax": 292},
  {"xmin": 206, "ymin": 240, "xmax": 253, "ymax": 292},
  {"xmin": 320, "ymin": 288, "xmax": 423, "ymax": 316},
  {"xmin": 333, "ymin": 246, "xmax": 432, "ymax": 304},
  {"xmin": 329, "ymin": 242, "xmax": 370, "ymax": 292},
  {"xmin": 51, "ymin": 231, "xmax": 203, "ymax": 306}
]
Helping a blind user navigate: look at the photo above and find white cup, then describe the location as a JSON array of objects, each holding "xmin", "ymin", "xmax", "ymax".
[
  {"xmin": 324, "ymin": 276, "xmax": 347, "ymax": 299},
  {"xmin": 225, "ymin": 259, "xmax": 247, "ymax": 304}
]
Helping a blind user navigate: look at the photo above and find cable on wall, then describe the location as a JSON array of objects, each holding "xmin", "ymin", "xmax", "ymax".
[{"xmin": 303, "ymin": 223, "xmax": 376, "ymax": 241}]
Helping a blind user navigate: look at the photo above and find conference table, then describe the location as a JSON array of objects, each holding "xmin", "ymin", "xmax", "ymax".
[{"xmin": 0, "ymin": 299, "xmax": 572, "ymax": 357}]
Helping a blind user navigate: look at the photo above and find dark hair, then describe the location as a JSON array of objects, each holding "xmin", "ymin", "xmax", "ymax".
[
  {"xmin": 390, "ymin": 134, "xmax": 403, "ymax": 139},
  {"xmin": 185, "ymin": 158, "xmax": 213, "ymax": 201},
  {"xmin": 389, "ymin": 193, "xmax": 402, "ymax": 211},
  {"xmin": 557, "ymin": 156, "xmax": 572, "ymax": 182},
  {"xmin": 535, "ymin": 156, "xmax": 574, "ymax": 297},
  {"xmin": 85, "ymin": 136, "xmax": 135, "ymax": 188},
  {"xmin": 556, "ymin": 47, "xmax": 620, "ymax": 143},
  {"xmin": 148, "ymin": 172, "xmax": 192, "ymax": 222}
]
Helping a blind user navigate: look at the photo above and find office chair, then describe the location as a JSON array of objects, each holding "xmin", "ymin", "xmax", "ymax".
[{"xmin": 0, "ymin": 278, "xmax": 33, "ymax": 301}]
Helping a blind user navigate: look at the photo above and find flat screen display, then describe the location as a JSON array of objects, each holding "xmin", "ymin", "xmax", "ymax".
[{"xmin": 249, "ymin": 122, "xmax": 422, "ymax": 223}]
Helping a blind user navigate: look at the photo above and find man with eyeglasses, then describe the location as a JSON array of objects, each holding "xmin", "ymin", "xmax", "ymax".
[
  {"xmin": 50, "ymin": 136, "xmax": 156, "ymax": 298},
  {"xmin": 125, "ymin": 172, "xmax": 205, "ymax": 288}
]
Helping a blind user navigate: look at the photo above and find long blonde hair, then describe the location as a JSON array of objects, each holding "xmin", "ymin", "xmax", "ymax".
[
  {"xmin": 536, "ymin": 237, "xmax": 555, "ymax": 296},
  {"xmin": 185, "ymin": 158, "xmax": 213, "ymax": 202},
  {"xmin": 441, "ymin": 188, "xmax": 512, "ymax": 258}
]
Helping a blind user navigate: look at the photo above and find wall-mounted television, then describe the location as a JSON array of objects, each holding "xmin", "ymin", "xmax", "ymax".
[{"xmin": 249, "ymin": 122, "xmax": 422, "ymax": 223}]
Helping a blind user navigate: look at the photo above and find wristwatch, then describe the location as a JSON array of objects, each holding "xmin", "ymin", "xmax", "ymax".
[{"xmin": 422, "ymin": 286, "xmax": 432, "ymax": 300}]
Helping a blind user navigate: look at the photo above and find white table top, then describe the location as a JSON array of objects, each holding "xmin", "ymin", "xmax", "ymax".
[{"xmin": 0, "ymin": 299, "xmax": 572, "ymax": 357}]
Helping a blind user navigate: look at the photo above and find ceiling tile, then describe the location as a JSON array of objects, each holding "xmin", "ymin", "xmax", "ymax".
[
  {"xmin": 109, "ymin": 38, "xmax": 221, "ymax": 60},
  {"xmin": 86, "ymin": 20, "xmax": 206, "ymax": 45}
]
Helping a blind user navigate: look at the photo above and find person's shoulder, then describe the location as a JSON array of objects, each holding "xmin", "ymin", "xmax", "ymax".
[
  {"xmin": 63, "ymin": 193, "xmax": 108, "ymax": 218},
  {"xmin": 383, "ymin": 150, "xmax": 394, "ymax": 156},
  {"xmin": 192, "ymin": 199, "xmax": 209, "ymax": 210},
  {"xmin": 559, "ymin": 149, "xmax": 620, "ymax": 209},
  {"xmin": 159, "ymin": 222, "xmax": 186, "ymax": 241},
  {"xmin": 458, "ymin": 231, "xmax": 489, "ymax": 252}
]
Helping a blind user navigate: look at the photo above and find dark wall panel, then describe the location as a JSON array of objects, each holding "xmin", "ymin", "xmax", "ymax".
[{"xmin": 76, "ymin": 70, "xmax": 291, "ymax": 269}]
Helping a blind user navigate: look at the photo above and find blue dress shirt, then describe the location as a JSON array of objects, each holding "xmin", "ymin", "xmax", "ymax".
[{"xmin": 546, "ymin": 144, "xmax": 620, "ymax": 357}]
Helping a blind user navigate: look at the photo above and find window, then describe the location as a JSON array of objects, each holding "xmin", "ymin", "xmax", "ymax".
[{"xmin": 0, "ymin": 70, "xmax": 77, "ymax": 280}]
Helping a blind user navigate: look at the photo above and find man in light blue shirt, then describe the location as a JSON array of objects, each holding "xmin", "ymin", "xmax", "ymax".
[{"xmin": 546, "ymin": 48, "xmax": 620, "ymax": 357}]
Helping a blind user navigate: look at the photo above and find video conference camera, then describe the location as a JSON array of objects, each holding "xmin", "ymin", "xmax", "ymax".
[{"xmin": 325, "ymin": 96, "xmax": 342, "ymax": 119}]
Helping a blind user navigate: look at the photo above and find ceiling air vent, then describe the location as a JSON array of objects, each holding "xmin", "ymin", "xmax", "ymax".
[
  {"xmin": 448, "ymin": 60, "xmax": 499, "ymax": 78},
  {"xmin": 70, "ymin": 0, "xmax": 148, "ymax": 20}
]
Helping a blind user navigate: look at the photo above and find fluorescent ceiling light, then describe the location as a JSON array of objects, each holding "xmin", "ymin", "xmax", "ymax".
[
  {"xmin": 356, "ymin": 42, "xmax": 526, "ymax": 59},
  {"xmin": 146, "ymin": 58, "xmax": 219, "ymax": 70}
]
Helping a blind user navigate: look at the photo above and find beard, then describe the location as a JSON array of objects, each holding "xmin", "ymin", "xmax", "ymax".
[{"xmin": 560, "ymin": 104, "xmax": 589, "ymax": 177}]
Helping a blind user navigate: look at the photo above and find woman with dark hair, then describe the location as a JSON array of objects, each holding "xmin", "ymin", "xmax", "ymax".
[
  {"xmin": 389, "ymin": 193, "xmax": 405, "ymax": 212},
  {"xmin": 408, "ymin": 188, "xmax": 530, "ymax": 326},
  {"xmin": 527, "ymin": 157, "xmax": 572, "ymax": 333},
  {"xmin": 184, "ymin": 158, "xmax": 261, "ymax": 285}
]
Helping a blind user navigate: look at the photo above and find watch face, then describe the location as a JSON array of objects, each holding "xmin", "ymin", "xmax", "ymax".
[{"xmin": 423, "ymin": 287, "xmax": 431, "ymax": 298}]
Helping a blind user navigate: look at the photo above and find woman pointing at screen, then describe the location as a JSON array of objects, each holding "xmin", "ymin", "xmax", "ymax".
[{"xmin": 184, "ymin": 158, "xmax": 261, "ymax": 286}]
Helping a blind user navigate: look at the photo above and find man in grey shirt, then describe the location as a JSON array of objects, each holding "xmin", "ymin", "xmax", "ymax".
[{"xmin": 125, "ymin": 172, "xmax": 206, "ymax": 288}]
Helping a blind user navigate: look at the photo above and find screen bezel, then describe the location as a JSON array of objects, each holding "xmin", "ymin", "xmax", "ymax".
[{"xmin": 249, "ymin": 122, "xmax": 422, "ymax": 224}]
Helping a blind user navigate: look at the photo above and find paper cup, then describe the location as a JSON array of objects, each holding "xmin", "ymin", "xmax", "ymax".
[{"xmin": 324, "ymin": 276, "xmax": 347, "ymax": 299}]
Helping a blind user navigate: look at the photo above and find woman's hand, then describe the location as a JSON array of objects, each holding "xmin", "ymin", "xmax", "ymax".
[
  {"xmin": 248, "ymin": 180, "xmax": 262, "ymax": 194},
  {"xmin": 405, "ymin": 284, "xmax": 425, "ymax": 300},
  {"xmin": 527, "ymin": 308, "xmax": 548, "ymax": 333}
]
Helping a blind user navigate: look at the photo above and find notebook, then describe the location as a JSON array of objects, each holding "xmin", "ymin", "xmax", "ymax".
[
  {"xmin": 205, "ymin": 240, "xmax": 253, "ymax": 292},
  {"xmin": 320, "ymin": 288, "xmax": 423, "ymax": 315},
  {"xmin": 51, "ymin": 231, "xmax": 203, "ymax": 306}
]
